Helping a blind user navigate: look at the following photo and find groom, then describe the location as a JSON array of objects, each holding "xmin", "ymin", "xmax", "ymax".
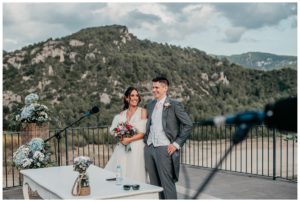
[{"xmin": 144, "ymin": 76, "xmax": 193, "ymax": 199}]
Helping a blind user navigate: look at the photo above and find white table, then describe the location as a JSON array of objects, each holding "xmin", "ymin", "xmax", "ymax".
[{"xmin": 20, "ymin": 165, "xmax": 163, "ymax": 199}]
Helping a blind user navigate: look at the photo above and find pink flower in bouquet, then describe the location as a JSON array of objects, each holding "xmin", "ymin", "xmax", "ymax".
[
  {"xmin": 113, "ymin": 122, "xmax": 137, "ymax": 152},
  {"xmin": 126, "ymin": 123, "xmax": 133, "ymax": 130}
]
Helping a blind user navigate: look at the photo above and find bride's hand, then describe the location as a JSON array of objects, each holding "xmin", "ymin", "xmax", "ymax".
[{"xmin": 121, "ymin": 137, "xmax": 131, "ymax": 145}]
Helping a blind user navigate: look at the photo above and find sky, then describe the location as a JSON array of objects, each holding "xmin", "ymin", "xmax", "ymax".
[{"xmin": 2, "ymin": 2, "xmax": 298, "ymax": 56}]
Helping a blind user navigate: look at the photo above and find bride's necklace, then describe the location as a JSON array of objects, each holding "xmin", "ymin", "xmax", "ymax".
[{"xmin": 126, "ymin": 107, "xmax": 137, "ymax": 122}]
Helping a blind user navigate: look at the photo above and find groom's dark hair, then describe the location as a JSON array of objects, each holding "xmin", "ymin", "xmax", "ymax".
[{"xmin": 152, "ymin": 76, "xmax": 169, "ymax": 86}]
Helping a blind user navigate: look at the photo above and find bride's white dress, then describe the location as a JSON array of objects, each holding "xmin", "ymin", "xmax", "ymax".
[{"xmin": 104, "ymin": 107, "xmax": 147, "ymax": 182}]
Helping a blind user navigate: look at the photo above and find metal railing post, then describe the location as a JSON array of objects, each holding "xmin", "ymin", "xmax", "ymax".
[
  {"xmin": 272, "ymin": 128, "xmax": 276, "ymax": 180},
  {"xmin": 65, "ymin": 129, "xmax": 69, "ymax": 166}
]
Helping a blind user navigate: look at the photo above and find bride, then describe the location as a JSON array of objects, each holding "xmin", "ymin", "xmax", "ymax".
[{"xmin": 105, "ymin": 87, "xmax": 147, "ymax": 182}]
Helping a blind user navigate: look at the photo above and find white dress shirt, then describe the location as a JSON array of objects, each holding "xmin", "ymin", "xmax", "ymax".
[{"xmin": 147, "ymin": 96, "xmax": 170, "ymax": 147}]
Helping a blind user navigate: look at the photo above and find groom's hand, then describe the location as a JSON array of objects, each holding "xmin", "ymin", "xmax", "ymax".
[{"xmin": 167, "ymin": 144, "xmax": 177, "ymax": 155}]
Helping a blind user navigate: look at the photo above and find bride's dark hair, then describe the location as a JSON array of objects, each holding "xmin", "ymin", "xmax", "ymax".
[{"xmin": 123, "ymin": 87, "xmax": 141, "ymax": 110}]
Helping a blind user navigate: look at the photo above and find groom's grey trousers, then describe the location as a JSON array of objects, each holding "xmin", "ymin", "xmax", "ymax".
[{"xmin": 144, "ymin": 144, "xmax": 177, "ymax": 199}]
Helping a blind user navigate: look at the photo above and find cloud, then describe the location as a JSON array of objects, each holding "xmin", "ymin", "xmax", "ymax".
[
  {"xmin": 290, "ymin": 16, "xmax": 297, "ymax": 28},
  {"xmin": 214, "ymin": 3, "xmax": 297, "ymax": 29},
  {"xmin": 3, "ymin": 2, "xmax": 297, "ymax": 55},
  {"xmin": 223, "ymin": 27, "xmax": 246, "ymax": 43},
  {"xmin": 90, "ymin": 3, "xmax": 216, "ymax": 42},
  {"xmin": 139, "ymin": 4, "xmax": 219, "ymax": 42},
  {"xmin": 4, "ymin": 38, "xmax": 18, "ymax": 45},
  {"xmin": 211, "ymin": 3, "xmax": 297, "ymax": 44},
  {"xmin": 3, "ymin": 3, "xmax": 31, "ymax": 26},
  {"xmin": 124, "ymin": 9, "xmax": 161, "ymax": 28},
  {"xmin": 6, "ymin": 3, "xmax": 107, "ymax": 29},
  {"xmin": 3, "ymin": 3, "xmax": 108, "ymax": 51},
  {"xmin": 161, "ymin": 3, "xmax": 195, "ymax": 13}
]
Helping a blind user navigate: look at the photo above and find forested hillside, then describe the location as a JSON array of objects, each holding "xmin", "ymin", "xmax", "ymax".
[{"xmin": 3, "ymin": 25, "xmax": 297, "ymax": 130}]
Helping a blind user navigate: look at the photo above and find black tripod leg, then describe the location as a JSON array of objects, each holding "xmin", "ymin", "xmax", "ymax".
[{"xmin": 192, "ymin": 124, "xmax": 251, "ymax": 199}]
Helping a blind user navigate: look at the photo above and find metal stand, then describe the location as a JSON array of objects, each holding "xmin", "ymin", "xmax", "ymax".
[
  {"xmin": 192, "ymin": 123, "xmax": 251, "ymax": 199},
  {"xmin": 44, "ymin": 115, "xmax": 88, "ymax": 166}
]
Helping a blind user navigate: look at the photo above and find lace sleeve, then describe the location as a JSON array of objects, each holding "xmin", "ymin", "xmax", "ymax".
[{"xmin": 109, "ymin": 114, "xmax": 120, "ymax": 136}]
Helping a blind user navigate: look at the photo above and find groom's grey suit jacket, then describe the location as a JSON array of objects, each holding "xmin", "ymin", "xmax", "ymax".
[{"xmin": 144, "ymin": 97, "xmax": 193, "ymax": 182}]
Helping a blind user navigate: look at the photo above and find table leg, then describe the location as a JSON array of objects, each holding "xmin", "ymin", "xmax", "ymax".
[{"xmin": 22, "ymin": 183, "xmax": 30, "ymax": 200}]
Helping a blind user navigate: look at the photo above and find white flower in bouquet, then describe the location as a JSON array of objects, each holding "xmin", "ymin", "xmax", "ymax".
[
  {"xmin": 20, "ymin": 104, "xmax": 35, "ymax": 120},
  {"xmin": 13, "ymin": 145, "xmax": 30, "ymax": 166},
  {"xmin": 33, "ymin": 151, "xmax": 45, "ymax": 161},
  {"xmin": 13, "ymin": 138, "xmax": 52, "ymax": 170},
  {"xmin": 25, "ymin": 93, "xmax": 39, "ymax": 105},
  {"xmin": 22, "ymin": 158, "xmax": 33, "ymax": 168},
  {"xmin": 72, "ymin": 156, "xmax": 93, "ymax": 193},
  {"xmin": 73, "ymin": 156, "xmax": 93, "ymax": 173},
  {"xmin": 28, "ymin": 138, "xmax": 44, "ymax": 152},
  {"xmin": 16, "ymin": 93, "xmax": 50, "ymax": 124}
]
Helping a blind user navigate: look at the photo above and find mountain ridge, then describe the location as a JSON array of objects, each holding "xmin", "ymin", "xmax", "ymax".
[
  {"xmin": 214, "ymin": 51, "xmax": 297, "ymax": 70},
  {"xmin": 3, "ymin": 25, "xmax": 297, "ymax": 130}
]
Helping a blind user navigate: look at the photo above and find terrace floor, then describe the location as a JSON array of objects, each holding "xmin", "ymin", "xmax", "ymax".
[{"xmin": 3, "ymin": 164, "xmax": 297, "ymax": 200}]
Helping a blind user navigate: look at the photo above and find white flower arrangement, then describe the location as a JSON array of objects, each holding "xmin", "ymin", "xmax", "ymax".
[
  {"xmin": 13, "ymin": 138, "xmax": 52, "ymax": 170},
  {"xmin": 72, "ymin": 156, "xmax": 93, "ymax": 193},
  {"xmin": 73, "ymin": 156, "xmax": 93, "ymax": 173},
  {"xmin": 15, "ymin": 93, "xmax": 50, "ymax": 124}
]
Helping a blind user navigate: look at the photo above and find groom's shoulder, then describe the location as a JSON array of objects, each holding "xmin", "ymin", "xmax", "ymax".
[
  {"xmin": 146, "ymin": 99, "xmax": 155, "ymax": 108},
  {"xmin": 169, "ymin": 98, "xmax": 180, "ymax": 105},
  {"xmin": 168, "ymin": 98, "xmax": 186, "ymax": 109},
  {"xmin": 168, "ymin": 98, "xmax": 177, "ymax": 103},
  {"xmin": 148, "ymin": 99, "xmax": 156, "ymax": 105}
]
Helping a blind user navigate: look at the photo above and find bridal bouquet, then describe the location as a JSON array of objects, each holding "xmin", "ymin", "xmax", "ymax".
[
  {"xmin": 13, "ymin": 138, "xmax": 52, "ymax": 170},
  {"xmin": 113, "ymin": 122, "xmax": 137, "ymax": 152}
]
